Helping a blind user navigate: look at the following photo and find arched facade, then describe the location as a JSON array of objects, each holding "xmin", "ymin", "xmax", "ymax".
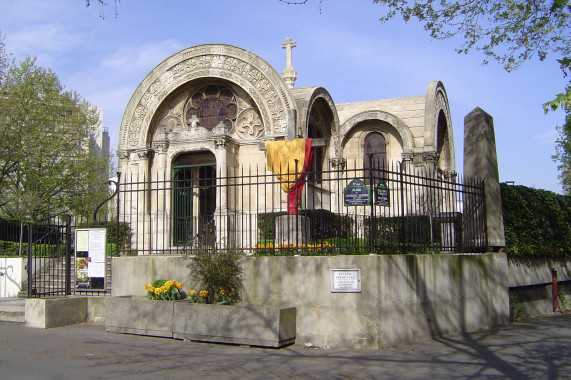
[{"xmin": 116, "ymin": 43, "xmax": 457, "ymax": 254}]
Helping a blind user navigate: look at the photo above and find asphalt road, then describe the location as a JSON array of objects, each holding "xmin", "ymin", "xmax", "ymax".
[{"xmin": 1, "ymin": 313, "xmax": 570, "ymax": 379}]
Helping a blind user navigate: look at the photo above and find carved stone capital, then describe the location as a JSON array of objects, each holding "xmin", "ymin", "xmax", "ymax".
[
  {"xmin": 215, "ymin": 138, "xmax": 229, "ymax": 149},
  {"xmin": 423, "ymin": 152, "xmax": 439, "ymax": 163},
  {"xmin": 401, "ymin": 152, "xmax": 414, "ymax": 162},
  {"xmin": 117, "ymin": 150, "xmax": 131, "ymax": 160},
  {"xmin": 153, "ymin": 141, "xmax": 169, "ymax": 153},
  {"xmin": 137, "ymin": 149, "xmax": 154, "ymax": 160},
  {"xmin": 329, "ymin": 157, "xmax": 346, "ymax": 170}
]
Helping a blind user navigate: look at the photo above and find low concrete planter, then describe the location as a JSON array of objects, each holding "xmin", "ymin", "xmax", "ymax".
[
  {"xmin": 105, "ymin": 296, "xmax": 174, "ymax": 338},
  {"xmin": 173, "ymin": 302, "xmax": 296, "ymax": 347},
  {"xmin": 105, "ymin": 296, "xmax": 296, "ymax": 348},
  {"xmin": 26, "ymin": 297, "xmax": 88, "ymax": 328}
]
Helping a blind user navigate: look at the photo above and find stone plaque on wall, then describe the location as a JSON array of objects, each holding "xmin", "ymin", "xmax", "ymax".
[{"xmin": 330, "ymin": 269, "xmax": 362, "ymax": 293}]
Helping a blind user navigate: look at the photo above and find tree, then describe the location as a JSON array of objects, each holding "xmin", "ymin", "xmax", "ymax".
[
  {"xmin": 281, "ymin": 1, "xmax": 571, "ymax": 188},
  {"xmin": 281, "ymin": 1, "xmax": 571, "ymax": 110},
  {"xmin": 554, "ymin": 108, "xmax": 571, "ymax": 193},
  {"xmin": 0, "ymin": 51, "xmax": 110, "ymax": 225}
]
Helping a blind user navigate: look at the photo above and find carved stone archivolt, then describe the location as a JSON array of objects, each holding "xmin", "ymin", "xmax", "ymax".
[{"xmin": 119, "ymin": 45, "xmax": 296, "ymax": 150}]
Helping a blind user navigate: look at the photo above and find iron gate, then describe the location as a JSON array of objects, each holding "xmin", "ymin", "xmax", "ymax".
[{"xmin": 26, "ymin": 216, "xmax": 111, "ymax": 298}]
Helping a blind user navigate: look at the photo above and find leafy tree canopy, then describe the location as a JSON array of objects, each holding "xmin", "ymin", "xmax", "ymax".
[
  {"xmin": 0, "ymin": 36, "xmax": 110, "ymax": 222},
  {"xmin": 374, "ymin": 0, "xmax": 570, "ymax": 72},
  {"xmin": 554, "ymin": 108, "xmax": 571, "ymax": 192},
  {"xmin": 280, "ymin": 1, "xmax": 571, "ymax": 110}
]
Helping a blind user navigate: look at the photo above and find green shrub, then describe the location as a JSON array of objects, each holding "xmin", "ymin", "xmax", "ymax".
[
  {"xmin": 0, "ymin": 240, "xmax": 66, "ymax": 257},
  {"xmin": 501, "ymin": 183, "xmax": 571, "ymax": 258},
  {"xmin": 188, "ymin": 250, "xmax": 242, "ymax": 304},
  {"xmin": 257, "ymin": 209, "xmax": 353, "ymax": 241}
]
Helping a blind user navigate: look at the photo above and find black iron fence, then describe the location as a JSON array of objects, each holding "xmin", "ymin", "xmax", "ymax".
[
  {"xmin": 117, "ymin": 160, "xmax": 487, "ymax": 256},
  {"xmin": 0, "ymin": 216, "xmax": 113, "ymax": 298}
]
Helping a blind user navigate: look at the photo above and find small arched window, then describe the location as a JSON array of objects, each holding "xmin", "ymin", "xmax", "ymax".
[{"xmin": 363, "ymin": 132, "xmax": 386, "ymax": 184}]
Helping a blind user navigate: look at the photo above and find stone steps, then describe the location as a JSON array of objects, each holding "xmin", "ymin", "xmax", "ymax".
[
  {"xmin": 0, "ymin": 298, "xmax": 26, "ymax": 326},
  {"xmin": 17, "ymin": 258, "xmax": 111, "ymax": 297}
]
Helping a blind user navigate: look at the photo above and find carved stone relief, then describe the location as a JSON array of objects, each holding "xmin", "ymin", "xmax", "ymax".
[
  {"xmin": 234, "ymin": 108, "xmax": 263, "ymax": 140},
  {"xmin": 124, "ymin": 48, "xmax": 292, "ymax": 148}
]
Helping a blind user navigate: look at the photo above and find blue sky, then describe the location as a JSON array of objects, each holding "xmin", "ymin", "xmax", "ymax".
[{"xmin": 0, "ymin": 0, "xmax": 566, "ymax": 192}]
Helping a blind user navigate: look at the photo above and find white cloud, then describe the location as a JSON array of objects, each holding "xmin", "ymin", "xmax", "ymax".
[
  {"xmin": 536, "ymin": 129, "xmax": 559, "ymax": 146},
  {"xmin": 101, "ymin": 40, "xmax": 185, "ymax": 76},
  {"xmin": 7, "ymin": 24, "xmax": 83, "ymax": 62}
]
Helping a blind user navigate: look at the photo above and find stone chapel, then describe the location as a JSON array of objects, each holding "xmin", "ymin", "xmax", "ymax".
[{"xmin": 116, "ymin": 40, "xmax": 455, "ymax": 253}]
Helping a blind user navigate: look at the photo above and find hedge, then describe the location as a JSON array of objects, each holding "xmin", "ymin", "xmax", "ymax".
[
  {"xmin": 501, "ymin": 183, "xmax": 571, "ymax": 258},
  {"xmin": 257, "ymin": 209, "xmax": 353, "ymax": 241}
]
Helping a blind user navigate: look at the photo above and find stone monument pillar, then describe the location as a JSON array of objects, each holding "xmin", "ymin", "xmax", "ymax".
[{"xmin": 463, "ymin": 107, "xmax": 505, "ymax": 249}]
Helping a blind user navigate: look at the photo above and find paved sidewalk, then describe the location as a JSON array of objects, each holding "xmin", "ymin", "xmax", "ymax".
[{"xmin": 0, "ymin": 314, "xmax": 570, "ymax": 380}]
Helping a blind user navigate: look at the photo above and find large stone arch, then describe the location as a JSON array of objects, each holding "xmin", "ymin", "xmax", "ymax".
[
  {"xmin": 423, "ymin": 81, "xmax": 455, "ymax": 169},
  {"xmin": 293, "ymin": 86, "xmax": 340, "ymax": 155},
  {"xmin": 340, "ymin": 110, "xmax": 415, "ymax": 155},
  {"xmin": 118, "ymin": 44, "xmax": 297, "ymax": 151},
  {"xmin": 293, "ymin": 87, "xmax": 339, "ymax": 135}
]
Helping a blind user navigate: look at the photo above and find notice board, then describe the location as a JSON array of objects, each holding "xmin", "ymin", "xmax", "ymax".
[{"xmin": 75, "ymin": 228, "xmax": 106, "ymax": 289}]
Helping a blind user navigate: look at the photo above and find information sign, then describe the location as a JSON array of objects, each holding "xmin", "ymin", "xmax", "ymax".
[
  {"xmin": 74, "ymin": 228, "xmax": 106, "ymax": 289},
  {"xmin": 374, "ymin": 180, "xmax": 390, "ymax": 206},
  {"xmin": 330, "ymin": 269, "xmax": 362, "ymax": 293},
  {"xmin": 344, "ymin": 179, "xmax": 371, "ymax": 206}
]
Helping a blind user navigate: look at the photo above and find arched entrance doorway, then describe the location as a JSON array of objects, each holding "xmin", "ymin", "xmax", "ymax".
[{"xmin": 172, "ymin": 152, "xmax": 216, "ymax": 246}]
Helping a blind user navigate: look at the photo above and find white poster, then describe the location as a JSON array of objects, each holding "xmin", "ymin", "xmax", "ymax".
[{"xmin": 88, "ymin": 229, "xmax": 106, "ymax": 263}]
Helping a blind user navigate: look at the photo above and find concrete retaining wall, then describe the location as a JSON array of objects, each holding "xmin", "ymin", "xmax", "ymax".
[
  {"xmin": 0, "ymin": 257, "xmax": 50, "ymax": 298},
  {"xmin": 508, "ymin": 257, "xmax": 571, "ymax": 318},
  {"xmin": 111, "ymin": 253, "xmax": 509, "ymax": 349},
  {"xmin": 0, "ymin": 258, "xmax": 25, "ymax": 298}
]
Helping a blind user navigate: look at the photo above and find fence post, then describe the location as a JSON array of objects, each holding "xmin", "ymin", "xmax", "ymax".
[
  {"xmin": 399, "ymin": 161, "xmax": 406, "ymax": 254},
  {"xmin": 65, "ymin": 214, "xmax": 72, "ymax": 295},
  {"xmin": 481, "ymin": 178, "xmax": 488, "ymax": 249},
  {"xmin": 27, "ymin": 224, "xmax": 32, "ymax": 298},
  {"xmin": 116, "ymin": 172, "xmax": 122, "ymax": 257}
]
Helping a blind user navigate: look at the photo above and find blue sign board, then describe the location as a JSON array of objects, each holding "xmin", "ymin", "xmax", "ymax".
[{"xmin": 344, "ymin": 179, "xmax": 371, "ymax": 206}]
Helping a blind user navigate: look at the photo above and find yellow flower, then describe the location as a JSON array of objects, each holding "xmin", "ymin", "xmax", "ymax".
[
  {"xmin": 220, "ymin": 289, "xmax": 227, "ymax": 296},
  {"xmin": 199, "ymin": 290, "xmax": 208, "ymax": 298},
  {"xmin": 174, "ymin": 281, "xmax": 183, "ymax": 289},
  {"xmin": 145, "ymin": 284, "xmax": 153, "ymax": 291},
  {"xmin": 189, "ymin": 290, "xmax": 196, "ymax": 296},
  {"xmin": 154, "ymin": 288, "xmax": 161, "ymax": 294},
  {"xmin": 165, "ymin": 280, "xmax": 174, "ymax": 288}
]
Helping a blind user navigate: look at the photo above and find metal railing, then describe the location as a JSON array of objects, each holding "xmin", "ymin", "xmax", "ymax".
[
  {"xmin": 0, "ymin": 216, "xmax": 114, "ymax": 298},
  {"xmin": 116, "ymin": 159, "xmax": 487, "ymax": 256}
]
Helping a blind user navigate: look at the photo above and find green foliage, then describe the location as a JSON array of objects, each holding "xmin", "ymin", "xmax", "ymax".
[
  {"xmin": 374, "ymin": 0, "xmax": 571, "ymax": 72},
  {"xmin": 188, "ymin": 250, "xmax": 242, "ymax": 304},
  {"xmin": 257, "ymin": 209, "xmax": 353, "ymax": 241},
  {"xmin": 0, "ymin": 240, "xmax": 65, "ymax": 257},
  {"xmin": 371, "ymin": 0, "xmax": 571, "ymax": 112},
  {"xmin": 558, "ymin": 291, "xmax": 570, "ymax": 312},
  {"xmin": 0, "ymin": 43, "xmax": 109, "ymax": 222},
  {"xmin": 510, "ymin": 295, "xmax": 526, "ymax": 322},
  {"xmin": 553, "ymin": 108, "xmax": 571, "ymax": 192},
  {"xmin": 501, "ymin": 183, "xmax": 571, "ymax": 257}
]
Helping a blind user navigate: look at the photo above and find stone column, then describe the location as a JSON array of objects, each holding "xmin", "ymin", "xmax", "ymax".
[
  {"xmin": 463, "ymin": 107, "xmax": 505, "ymax": 249},
  {"xmin": 137, "ymin": 149, "xmax": 153, "ymax": 254},
  {"xmin": 215, "ymin": 139, "xmax": 230, "ymax": 249},
  {"xmin": 152, "ymin": 142, "xmax": 169, "ymax": 252}
]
